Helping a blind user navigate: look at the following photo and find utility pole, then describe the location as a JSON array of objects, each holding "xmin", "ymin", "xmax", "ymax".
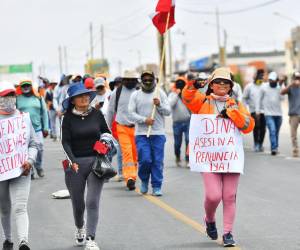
[
  {"xmin": 58, "ymin": 46, "xmax": 63, "ymax": 75},
  {"xmin": 101, "ymin": 24, "xmax": 104, "ymax": 59},
  {"xmin": 118, "ymin": 60, "xmax": 122, "ymax": 76},
  {"xmin": 90, "ymin": 22, "xmax": 94, "ymax": 60},
  {"xmin": 216, "ymin": 7, "xmax": 226, "ymax": 66},
  {"xmin": 64, "ymin": 46, "xmax": 69, "ymax": 74}
]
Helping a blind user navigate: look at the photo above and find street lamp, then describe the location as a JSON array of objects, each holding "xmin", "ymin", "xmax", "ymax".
[{"xmin": 273, "ymin": 12, "xmax": 299, "ymax": 26}]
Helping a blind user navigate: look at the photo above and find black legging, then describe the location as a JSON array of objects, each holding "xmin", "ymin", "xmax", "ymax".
[{"xmin": 65, "ymin": 156, "xmax": 104, "ymax": 238}]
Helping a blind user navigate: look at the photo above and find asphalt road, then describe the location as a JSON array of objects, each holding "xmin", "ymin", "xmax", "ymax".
[{"xmin": 7, "ymin": 113, "xmax": 300, "ymax": 250}]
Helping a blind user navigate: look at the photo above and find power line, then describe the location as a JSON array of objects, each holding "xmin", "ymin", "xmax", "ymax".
[
  {"xmin": 104, "ymin": 24, "xmax": 152, "ymax": 41},
  {"xmin": 178, "ymin": 0, "xmax": 282, "ymax": 15}
]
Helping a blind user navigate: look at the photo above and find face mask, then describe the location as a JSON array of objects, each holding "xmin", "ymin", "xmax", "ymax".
[
  {"xmin": 141, "ymin": 78, "xmax": 155, "ymax": 93},
  {"xmin": 255, "ymin": 79, "xmax": 263, "ymax": 85},
  {"xmin": 0, "ymin": 96, "xmax": 16, "ymax": 114},
  {"xmin": 123, "ymin": 80, "xmax": 137, "ymax": 90},
  {"xmin": 269, "ymin": 81, "xmax": 277, "ymax": 88}
]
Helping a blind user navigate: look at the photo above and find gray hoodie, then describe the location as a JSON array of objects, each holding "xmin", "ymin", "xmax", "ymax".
[{"xmin": 168, "ymin": 92, "xmax": 190, "ymax": 123}]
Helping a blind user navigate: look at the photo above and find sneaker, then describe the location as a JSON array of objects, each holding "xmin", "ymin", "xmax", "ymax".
[
  {"xmin": 185, "ymin": 160, "xmax": 190, "ymax": 168},
  {"xmin": 3, "ymin": 240, "xmax": 13, "ymax": 250},
  {"xmin": 292, "ymin": 149, "xmax": 299, "ymax": 157},
  {"xmin": 258, "ymin": 144, "xmax": 264, "ymax": 152},
  {"xmin": 19, "ymin": 240, "xmax": 30, "ymax": 250},
  {"xmin": 140, "ymin": 182, "xmax": 148, "ymax": 194},
  {"xmin": 152, "ymin": 187, "xmax": 162, "ymax": 196},
  {"xmin": 223, "ymin": 232, "xmax": 236, "ymax": 247},
  {"xmin": 175, "ymin": 156, "xmax": 181, "ymax": 167},
  {"xmin": 254, "ymin": 144, "xmax": 260, "ymax": 152},
  {"xmin": 36, "ymin": 169, "xmax": 45, "ymax": 178},
  {"xmin": 205, "ymin": 220, "xmax": 218, "ymax": 240},
  {"xmin": 126, "ymin": 179, "xmax": 136, "ymax": 191},
  {"xmin": 271, "ymin": 150, "xmax": 277, "ymax": 156},
  {"xmin": 75, "ymin": 226, "xmax": 86, "ymax": 246},
  {"xmin": 85, "ymin": 237, "xmax": 99, "ymax": 250},
  {"xmin": 116, "ymin": 174, "xmax": 123, "ymax": 182}
]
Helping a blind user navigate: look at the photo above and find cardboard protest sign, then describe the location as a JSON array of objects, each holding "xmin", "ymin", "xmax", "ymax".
[
  {"xmin": 0, "ymin": 113, "xmax": 31, "ymax": 181},
  {"xmin": 189, "ymin": 114, "xmax": 244, "ymax": 174}
]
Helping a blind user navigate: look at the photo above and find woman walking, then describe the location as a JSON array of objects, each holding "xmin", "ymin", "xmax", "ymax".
[
  {"xmin": 182, "ymin": 68, "xmax": 254, "ymax": 247},
  {"xmin": 0, "ymin": 82, "xmax": 38, "ymax": 250},
  {"xmin": 61, "ymin": 81, "xmax": 111, "ymax": 250}
]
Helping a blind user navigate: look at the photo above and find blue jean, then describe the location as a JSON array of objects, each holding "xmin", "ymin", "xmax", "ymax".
[
  {"xmin": 265, "ymin": 116, "xmax": 282, "ymax": 151},
  {"xmin": 173, "ymin": 120, "xmax": 190, "ymax": 161},
  {"xmin": 135, "ymin": 135, "xmax": 166, "ymax": 188}
]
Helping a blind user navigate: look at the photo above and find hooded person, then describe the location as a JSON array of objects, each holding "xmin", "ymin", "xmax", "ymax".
[
  {"xmin": 257, "ymin": 71, "xmax": 284, "ymax": 155},
  {"xmin": 243, "ymin": 69, "xmax": 267, "ymax": 152},
  {"xmin": 182, "ymin": 67, "xmax": 254, "ymax": 247},
  {"xmin": 128, "ymin": 71, "xmax": 171, "ymax": 196},
  {"xmin": 60, "ymin": 82, "xmax": 111, "ymax": 250},
  {"xmin": 106, "ymin": 70, "xmax": 139, "ymax": 191},
  {"xmin": 168, "ymin": 76, "xmax": 191, "ymax": 167},
  {"xmin": 0, "ymin": 81, "xmax": 38, "ymax": 250},
  {"xmin": 16, "ymin": 79, "xmax": 49, "ymax": 179}
]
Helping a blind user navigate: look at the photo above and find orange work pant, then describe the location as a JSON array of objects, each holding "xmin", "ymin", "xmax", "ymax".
[{"xmin": 116, "ymin": 124, "xmax": 138, "ymax": 182}]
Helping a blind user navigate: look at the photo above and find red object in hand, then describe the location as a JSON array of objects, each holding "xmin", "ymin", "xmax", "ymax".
[
  {"xmin": 93, "ymin": 141, "xmax": 110, "ymax": 155},
  {"xmin": 62, "ymin": 159, "xmax": 70, "ymax": 170}
]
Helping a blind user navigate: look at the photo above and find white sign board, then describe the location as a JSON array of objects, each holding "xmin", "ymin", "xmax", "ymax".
[
  {"xmin": 0, "ymin": 113, "xmax": 31, "ymax": 181},
  {"xmin": 189, "ymin": 114, "xmax": 244, "ymax": 174}
]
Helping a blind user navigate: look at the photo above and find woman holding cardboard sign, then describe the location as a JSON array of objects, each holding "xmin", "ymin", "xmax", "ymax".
[
  {"xmin": 0, "ymin": 82, "xmax": 38, "ymax": 250},
  {"xmin": 182, "ymin": 67, "xmax": 254, "ymax": 247}
]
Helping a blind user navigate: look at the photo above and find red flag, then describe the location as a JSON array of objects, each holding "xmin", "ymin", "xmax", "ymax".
[
  {"xmin": 151, "ymin": 0, "xmax": 175, "ymax": 35},
  {"xmin": 156, "ymin": 0, "xmax": 172, "ymax": 12}
]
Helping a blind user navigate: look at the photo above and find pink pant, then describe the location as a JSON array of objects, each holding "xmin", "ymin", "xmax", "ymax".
[{"xmin": 202, "ymin": 173, "xmax": 240, "ymax": 234}]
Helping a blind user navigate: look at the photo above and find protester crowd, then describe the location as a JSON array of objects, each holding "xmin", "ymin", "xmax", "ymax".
[{"xmin": 0, "ymin": 66, "xmax": 299, "ymax": 250}]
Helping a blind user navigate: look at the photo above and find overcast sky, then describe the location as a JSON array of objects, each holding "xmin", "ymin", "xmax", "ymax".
[{"xmin": 0, "ymin": 0, "xmax": 299, "ymax": 79}]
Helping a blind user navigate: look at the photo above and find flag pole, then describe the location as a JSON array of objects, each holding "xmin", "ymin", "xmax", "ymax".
[{"xmin": 147, "ymin": 11, "xmax": 171, "ymax": 138}]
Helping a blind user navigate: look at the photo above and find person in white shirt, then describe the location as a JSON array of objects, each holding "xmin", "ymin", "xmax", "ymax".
[
  {"xmin": 243, "ymin": 69, "xmax": 266, "ymax": 152},
  {"xmin": 257, "ymin": 71, "xmax": 284, "ymax": 155},
  {"xmin": 91, "ymin": 77, "xmax": 111, "ymax": 116}
]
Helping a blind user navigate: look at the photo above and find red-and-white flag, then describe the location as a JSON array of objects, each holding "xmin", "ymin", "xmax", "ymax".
[{"xmin": 150, "ymin": 0, "xmax": 175, "ymax": 35}]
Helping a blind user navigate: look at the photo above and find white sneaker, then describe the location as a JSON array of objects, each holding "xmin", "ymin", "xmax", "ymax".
[
  {"xmin": 75, "ymin": 226, "xmax": 86, "ymax": 246},
  {"xmin": 85, "ymin": 237, "xmax": 100, "ymax": 250}
]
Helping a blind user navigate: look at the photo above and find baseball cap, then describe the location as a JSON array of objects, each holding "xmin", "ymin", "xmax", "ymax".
[
  {"xmin": 0, "ymin": 82, "xmax": 16, "ymax": 96},
  {"xmin": 94, "ymin": 77, "xmax": 106, "ymax": 88}
]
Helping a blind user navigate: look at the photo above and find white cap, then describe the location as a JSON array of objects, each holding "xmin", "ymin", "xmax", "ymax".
[
  {"xmin": 94, "ymin": 77, "xmax": 106, "ymax": 88},
  {"xmin": 268, "ymin": 72, "xmax": 278, "ymax": 81},
  {"xmin": 0, "ymin": 82, "xmax": 16, "ymax": 96}
]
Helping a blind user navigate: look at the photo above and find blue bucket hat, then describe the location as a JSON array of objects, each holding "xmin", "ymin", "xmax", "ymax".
[{"xmin": 62, "ymin": 82, "xmax": 96, "ymax": 110}]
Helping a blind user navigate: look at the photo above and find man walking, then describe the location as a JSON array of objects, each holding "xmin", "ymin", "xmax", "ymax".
[
  {"xmin": 106, "ymin": 71, "xmax": 139, "ymax": 190},
  {"xmin": 128, "ymin": 71, "xmax": 171, "ymax": 196},
  {"xmin": 16, "ymin": 79, "xmax": 49, "ymax": 178},
  {"xmin": 257, "ymin": 72, "xmax": 284, "ymax": 155},
  {"xmin": 243, "ymin": 69, "xmax": 266, "ymax": 152},
  {"xmin": 168, "ymin": 77, "xmax": 191, "ymax": 167},
  {"xmin": 281, "ymin": 72, "xmax": 300, "ymax": 157}
]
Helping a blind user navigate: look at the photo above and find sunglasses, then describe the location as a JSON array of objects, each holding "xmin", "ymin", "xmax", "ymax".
[{"xmin": 212, "ymin": 79, "xmax": 232, "ymax": 85}]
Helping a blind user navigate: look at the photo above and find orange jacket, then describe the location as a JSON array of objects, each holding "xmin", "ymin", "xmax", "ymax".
[{"xmin": 182, "ymin": 84, "xmax": 255, "ymax": 134}]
